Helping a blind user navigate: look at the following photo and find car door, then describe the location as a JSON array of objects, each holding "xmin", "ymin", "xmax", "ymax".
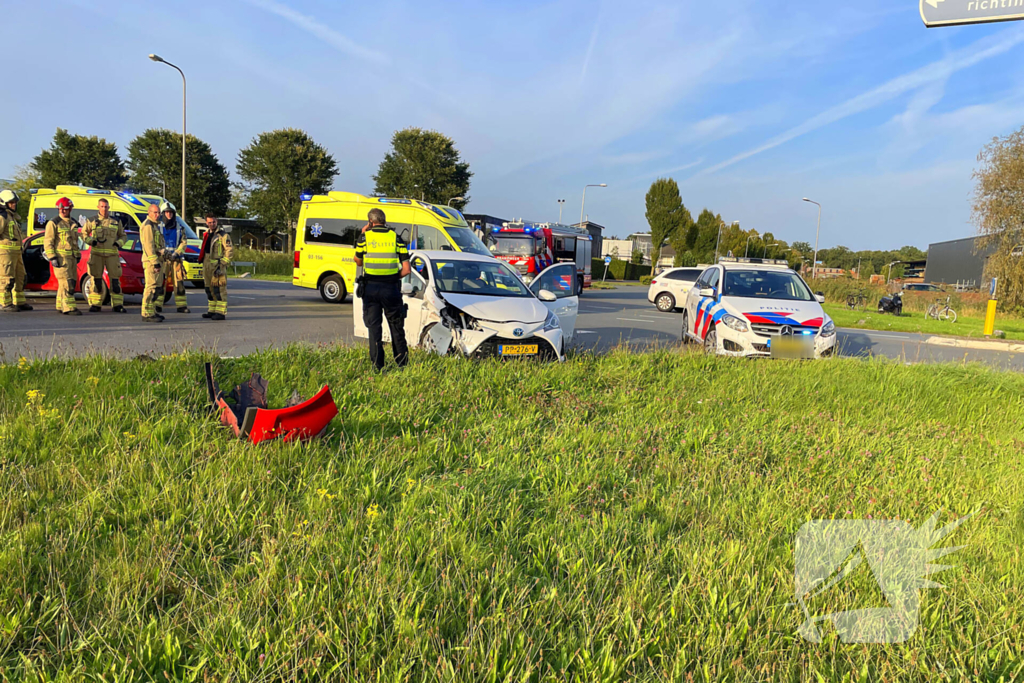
[
  {"xmin": 22, "ymin": 234, "xmax": 54, "ymax": 290},
  {"xmin": 685, "ymin": 269, "xmax": 711, "ymax": 338},
  {"xmin": 402, "ymin": 255, "xmax": 430, "ymax": 346},
  {"xmin": 529, "ymin": 262, "xmax": 579, "ymax": 339}
]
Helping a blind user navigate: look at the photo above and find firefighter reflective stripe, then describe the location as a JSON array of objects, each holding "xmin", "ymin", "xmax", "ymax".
[
  {"xmin": 0, "ymin": 244, "xmax": 20, "ymax": 252},
  {"xmin": 362, "ymin": 231, "xmax": 401, "ymax": 276}
]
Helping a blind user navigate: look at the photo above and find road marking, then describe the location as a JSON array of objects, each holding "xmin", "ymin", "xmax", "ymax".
[{"xmin": 576, "ymin": 330, "xmax": 597, "ymax": 335}]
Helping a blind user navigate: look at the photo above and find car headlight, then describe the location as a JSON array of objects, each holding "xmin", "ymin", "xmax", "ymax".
[
  {"xmin": 820, "ymin": 320, "xmax": 836, "ymax": 337},
  {"xmin": 543, "ymin": 310, "xmax": 561, "ymax": 331},
  {"xmin": 721, "ymin": 314, "xmax": 748, "ymax": 333}
]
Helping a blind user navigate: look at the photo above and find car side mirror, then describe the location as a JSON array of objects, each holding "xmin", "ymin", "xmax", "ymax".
[
  {"xmin": 401, "ymin": 282, "xmax": 414, "ymax": 295},
  {"xmin": 699, "ymin": 287, "xmax": 715, "ymax": 298},
  {"xmin": 815, "ymin": 293, "xmax": 825, "ymax": 303},
  {"xmin": 538, "ymin": 289, "xmax": 557, "ymax": 302}
]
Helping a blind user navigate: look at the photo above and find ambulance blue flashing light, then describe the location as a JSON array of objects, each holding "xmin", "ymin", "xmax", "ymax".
[
  {"xmin": 378, "ymin": 198, "xmax": 412, "ymax": 205},
  {"xmin": 86, "ymin": 189, "xmax": 111, "ymax": 195},
  {"xmin": 299, "ymin": 191, "xmax": 314, "ymax": 201}
]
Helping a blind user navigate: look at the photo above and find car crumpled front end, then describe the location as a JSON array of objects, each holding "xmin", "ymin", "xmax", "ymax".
[{"xmin": 418, "ymin": 292, "xmax": 564, "ymax": 361}]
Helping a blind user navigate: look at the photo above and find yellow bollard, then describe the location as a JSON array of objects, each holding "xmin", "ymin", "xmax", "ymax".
[{"xmin": 984, "ymin": 299, "xmax": 997, "ymax": 337}]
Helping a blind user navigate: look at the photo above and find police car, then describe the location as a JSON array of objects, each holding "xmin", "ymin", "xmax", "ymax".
[{"xmin": 681, "ymin": 258, "xmax": 837, "ymax": 359}]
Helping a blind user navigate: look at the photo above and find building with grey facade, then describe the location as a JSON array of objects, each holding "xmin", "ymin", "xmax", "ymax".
[{"xmin": 925, "ymin": 236, "xmax": 995, "ymax": 289}]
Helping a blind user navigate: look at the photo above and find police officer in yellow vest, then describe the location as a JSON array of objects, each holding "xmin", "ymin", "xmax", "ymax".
[
  {"xmin": 82, "ymin": 198, "xmax": 128, "ymax": 313},
  {"xmin": 0, "ymin": 189, "xmax": 32, "ymax": 312},
  {"xmin": 354, "ymin": 208, "xmax": 410, "ymax": 370}
]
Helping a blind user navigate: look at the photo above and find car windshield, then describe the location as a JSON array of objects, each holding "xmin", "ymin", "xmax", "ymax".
[
  {"xmin": 722, "ymin": 269, "xmax": 815, "ymax": 302},
  {"xmin": 489, "ymin": 235, "xmax": 536, "ymax": 256},
  {"xmin": 444, "ymin": 226, "xmax": 490, "ymax": 256},
  {"xmin": 431, "ymin": 260, "xmax": 533, "ymax": 297}
]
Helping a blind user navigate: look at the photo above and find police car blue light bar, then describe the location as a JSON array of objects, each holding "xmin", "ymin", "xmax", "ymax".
[{"xmin": 719, "ymin": 257, "xmax": 790, "ymax": 266}]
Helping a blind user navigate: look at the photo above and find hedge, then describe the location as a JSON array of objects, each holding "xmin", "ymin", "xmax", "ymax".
[{"xmin": 591, "ymin": 259, "xmax": 652, "ymax": 281}]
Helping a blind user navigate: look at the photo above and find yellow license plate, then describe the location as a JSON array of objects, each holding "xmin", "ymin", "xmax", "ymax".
[{"xmin": 499, "ymin": 344, "xmax": 539, "ymax": 356}]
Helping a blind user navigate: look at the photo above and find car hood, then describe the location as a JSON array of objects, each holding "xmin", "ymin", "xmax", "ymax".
[
  {"xmin": 440, "ymin": 292, "xmax": 548, "ymax": 324},
  {"xmin": 722, "ymin": 297, "xmax": 828, "ymax": 328}
]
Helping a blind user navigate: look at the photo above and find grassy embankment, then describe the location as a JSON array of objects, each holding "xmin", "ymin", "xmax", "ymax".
[
  {"xmin": 2, "ymin": 347, "xmax": 1022, "ymax": 681},
  {"xmin": 227, "ymin": 247, "xmax": 293, "ymax": 281}
]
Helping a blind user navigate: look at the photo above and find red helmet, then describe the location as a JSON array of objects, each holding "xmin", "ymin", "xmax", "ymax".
[{"xmin": 56, "ymin": 197, "xmax": 74, "ymax": 210}]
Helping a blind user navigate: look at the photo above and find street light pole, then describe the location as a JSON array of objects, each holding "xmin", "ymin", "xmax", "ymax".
[
  {"xmin": 886, "ymin": 260, "xmax": 901, "ymax": 285},
  {"xmin": 763, "ymin": 242, "xmax": 779, "ymax": 259},
  {"xmin": 557, "ymin": 199, "xmax": 565, "ymax": 223},
  {"xmin": 802, "ymin": 198, "xmax": 822, "ymax": 280},
  {"xmin": 744, "ymin": 234, "xmax": 755, "ymax": 258},
  {"xmin": 149, "ymin": 54, "xmax": 186, "ymax": 221},
  {"xmin": 580, "ymin": 184, "xmax": 606, "ymax": 229},
  {"xmin": 447, "ymin": 196, "xmax": 465, "ymax": 207}
]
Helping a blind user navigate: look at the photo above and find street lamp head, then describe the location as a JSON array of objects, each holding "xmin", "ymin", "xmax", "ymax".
[
  {"xmin": 148, "ymin": 54, "xmax": 164, "ymax": 63},
  {"xmin": 802, "ymin": 197, "xmax": 810, "ymax": 202},
  {"xmin": 598, "ymin": 183, "xmax": 607, "ymax": 187}
]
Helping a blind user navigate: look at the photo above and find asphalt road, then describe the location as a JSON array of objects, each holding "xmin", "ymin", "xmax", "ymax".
[{"xmin": 2, "ymin": 280, "xmax": 1022, "ymax": 370}]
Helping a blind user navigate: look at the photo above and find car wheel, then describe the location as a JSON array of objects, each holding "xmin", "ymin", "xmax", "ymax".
[
  {"xmin": 656, "ymin": 292, "xmax": 675, "ymax": 312},
  {"xmin": 703, "ymin": 327, "xmax": 718, "ymax": 355},
  {"xmin": 681, "ymin": 311, "xmax": 692, "ymax": 344},
  {"xmin": 319, "ymin": 275, "xmax": 346, "ymax": 303},
  {"xmin": 80, "ymin": 275, "xmax": 112, "ymax": 305}
]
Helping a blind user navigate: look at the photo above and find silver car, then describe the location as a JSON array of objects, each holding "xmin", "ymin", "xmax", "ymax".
[{"xmin": 648, "ymin": 267, "xmax": 703, "ymax": 312}]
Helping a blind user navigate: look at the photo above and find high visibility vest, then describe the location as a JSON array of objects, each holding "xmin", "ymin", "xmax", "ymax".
[{"xmin": 362, "ymin": 230, "xmax": 401, "ymax": 277}]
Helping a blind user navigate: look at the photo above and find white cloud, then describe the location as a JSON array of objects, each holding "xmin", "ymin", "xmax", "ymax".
[
  {"xmin": 242, "ymin": 0, "xmax": 389, "ymax": 66},
  {"xmin": 697, "ymin": 27, "xmax": 1024, "ymax": 177}
]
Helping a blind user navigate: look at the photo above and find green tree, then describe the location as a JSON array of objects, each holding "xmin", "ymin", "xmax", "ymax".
[
  {"xmin": 692, "ymin": 209, "xmax": 724, "ymax": 264},
  {"xmin": 630, "ymin": 249, "xmax": 644, "ymax": 266},
  {"xmin": 645, "ymin": 178, "xmax": 690, "ymax": 270},
  {"xmin": 3, "ymin": 164, "xmax": 43, "ymax": 200},
  {"xmin": 674, "ymin": 250, "xmax": 698, "ymax": 267},
  {"xmin": 33, "ymin": 128, "xmax": 127, "ymax": 189},
  {"xmin": 373, "ymin": 128, "xmax": 471, "ymax": 207},
  {"xmin": 126, "ymin": 129, "xmax": 231, "ymax": 219},
  {"xmin": 236, "ymin": 129, "xmax": 338, "ymax": 252}
]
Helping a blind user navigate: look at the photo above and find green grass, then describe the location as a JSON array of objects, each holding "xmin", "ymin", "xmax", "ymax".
[
  {"xmin": 232, "ymin": 247, "xmax": 293, "ymax": 277},
  {"xmin": 825, "ymin": 304, "xmax": 1024, "ymax": 341},
  {"xmin": 1, "ymin": 348, "xmax": 1023, "ymax": 681}
]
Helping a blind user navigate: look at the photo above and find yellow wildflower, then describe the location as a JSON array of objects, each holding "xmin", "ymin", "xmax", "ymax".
[
  {"xmin": 366, "ymin": 503, "xmax": 380, "ymax": 522},
  {"xmin": 86, "ymin": 377, "xmax": 100, "ymax": 386}
]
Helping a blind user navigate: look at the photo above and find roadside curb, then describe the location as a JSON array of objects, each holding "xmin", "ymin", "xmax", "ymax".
[{"xmin": 924, "ymin": 336, "xmax": 1024, "ymax": 353}]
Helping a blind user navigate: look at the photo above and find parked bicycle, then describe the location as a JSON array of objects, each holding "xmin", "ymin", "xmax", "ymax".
[
  {"xmin": 846, "ymin": 290, "xmax": 868, "ymax": 310},
  {"xmin": 926, "ymin": 296, "xmax": 957, "ymax": 323}
]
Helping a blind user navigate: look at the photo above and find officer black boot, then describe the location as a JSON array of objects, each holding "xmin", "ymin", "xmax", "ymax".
[
  {"xmin": 64, "ymin": 309, "xmax": 83, "ymax": 316},
  {"xmin": 89, "ymin": 305, "xmax": 102, "ymax": 313},
  {"xmin": 211, "ymin": 313, "xmax": 225, "ymax": 321},
  {"xmin": 17, "ymin": 303, "xmax": 32, "ymax": 311},
  {"xmin": 143, "ymin": 315, "xmax": 163, "ymax": 323},
  {"xmin": 155, "ymin": 305, "xmax": 163, "ymax": 313},
  {"xmin": 177, "ymin": 306, "xmax": 190, "ymax": 314},
  {"xmin": 112, "ymin": 305, "xmax": 127, "ymax": 313},
  {"xmin": 202, "ymin": 311, "xmax": 213, "ymax": 318}
]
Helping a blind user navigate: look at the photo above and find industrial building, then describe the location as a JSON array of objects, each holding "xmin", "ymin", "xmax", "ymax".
[{"xmin": 925, "ymin": 236, "xmax": 995, "ymax": 290}]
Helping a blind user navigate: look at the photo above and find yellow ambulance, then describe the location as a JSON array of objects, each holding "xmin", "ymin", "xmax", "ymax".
[
  {"xmin": 26, "ymin": 186, "xmax": 205, "ymax": 286},
  {"xmin": 292, "ymin": 191, "xmax": 489, "ymax": 303}
]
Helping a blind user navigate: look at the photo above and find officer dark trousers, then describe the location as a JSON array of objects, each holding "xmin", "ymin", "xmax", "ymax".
[{"xmin": 363, "ymin": 280, "xmax": 409, "ymax": 370}]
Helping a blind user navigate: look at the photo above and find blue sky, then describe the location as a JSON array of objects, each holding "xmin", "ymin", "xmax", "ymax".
[{"xmin": 6, "ymin": 0, "xmax": 1024, "ymax": 250}]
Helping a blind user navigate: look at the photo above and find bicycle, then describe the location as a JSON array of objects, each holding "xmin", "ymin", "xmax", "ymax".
[
  {"xmin": 926, "ymin": 296, "xmax": 957, "ymax": 323},
  {"xmin": 846, "ymin": 290, "xmax": 867, "ymax": 310}
]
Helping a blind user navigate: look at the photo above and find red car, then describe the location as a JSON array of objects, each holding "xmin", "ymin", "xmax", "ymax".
[{"xmin": 22, "ymin": 231, "xmax": 174, "ymax": 303}]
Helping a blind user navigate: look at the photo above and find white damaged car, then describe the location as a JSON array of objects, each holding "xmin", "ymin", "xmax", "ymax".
[
  {"xmin": 681, "ymin": 258, "xmax": 837, "ymax": 359},
  {"xmin": 354, "ymin": 251, "xmax": 579, "ymax": 361}
]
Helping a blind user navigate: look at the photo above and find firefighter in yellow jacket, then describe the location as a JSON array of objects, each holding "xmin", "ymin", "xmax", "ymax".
[
  {"xmin": 0, "ymin": 190, "xmax": 32, "ymax": 312},
  {"xmin": 139, "ymin": 202, "xmax": 168, "ymax": 322},
  {"xmin": 200, "ymin": 213, "xmax": 232, "ymax": 320},
  {"xmin": 82, "ymin": 198, "xmax": 128, "ymax": 313},
  {"xmin": 43, "ymin": 197, "xmax": 82, "ymax": 315}
]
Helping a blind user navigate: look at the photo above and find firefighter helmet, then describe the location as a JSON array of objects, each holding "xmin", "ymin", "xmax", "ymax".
[
  {"xmin": 56, "ymin": 197, "xmax": 74, "ymax": 210},
  {"xmin": 160, "ymin": 201, "xmax": 176, "ymax": 214},
  {"xmin": 0, "ymin": 190, "xmax": 18, "ymax": 205}
]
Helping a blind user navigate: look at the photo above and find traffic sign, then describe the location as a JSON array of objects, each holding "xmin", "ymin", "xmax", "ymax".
[
  {"xmin": 921, "ymin": 0, "xmax": 1024, "ymax": 27},
  {"xmin": 604, "ymin": 256, "xmax": 612, "ymax": 265}
]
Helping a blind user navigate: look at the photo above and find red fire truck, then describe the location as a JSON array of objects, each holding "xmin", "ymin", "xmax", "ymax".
[{"xmin": 487, "ymin": 221, "xmax": 592, "ymax": 291}]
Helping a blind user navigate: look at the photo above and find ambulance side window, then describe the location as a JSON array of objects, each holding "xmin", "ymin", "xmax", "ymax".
[
  {"xmin": 414, "ymin": 224, "xmax": 450, "ymax": 251},
  {"xmin": 303, "ymin": 218, "xmax": 361, "ymax": 246},
  {"xmin": 391, "ymin": 223, "xmax": 412, "ymax": 244}
]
